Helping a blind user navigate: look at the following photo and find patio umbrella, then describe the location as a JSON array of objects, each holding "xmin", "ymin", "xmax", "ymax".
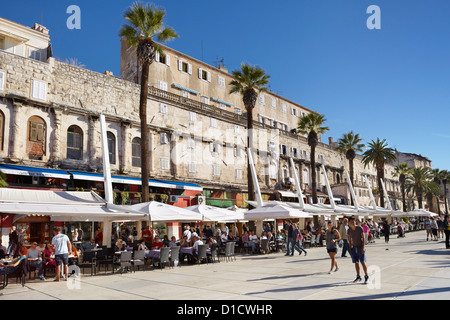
[
  {"xmin": 129, "ymin": 201, "xmax": 203, "ymax": 222},
  {"xmin": 184, "ymin": 204, "xmax": 245, "ymax": 222},
  {"xmin": 244, "ymin": 203, "xmax": 313, "ymax": 220}
]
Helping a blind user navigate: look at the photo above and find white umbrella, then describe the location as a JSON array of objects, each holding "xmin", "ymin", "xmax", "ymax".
[
  {"xmin": 185, "ymin": 204, "xmax": 245, "ymax": 222},
  {"xmin": 245, "ymin": 203, "xmax": 313, "ymax": 220},
  {"xmin": 393, "ymin": 209, "xmax": 438, "ymax": 218},
  {"xmin": 129, "ymin": 201, "xmax": 203, "ymax": 222}
]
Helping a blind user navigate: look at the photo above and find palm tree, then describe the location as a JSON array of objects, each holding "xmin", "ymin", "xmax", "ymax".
[
  {"xmin": 406, "ymin": 167, "xmax": 433, "ymax": 209},
  {"xmin": 441, "ymin": 170, "xmax": 450, "ymax": 214},
  {"xmin": 424, "ymin": 179, "xmax": 441, "ymax": 213},
  {"xmin": 336, "ymin": 131, "xmax": 365, "ymax": 204},
  {"xmin": 119, "ymin": 2, "xmax": 178, "ymax": 202},
  {"xmin": 393, "ymin": 163, "xmax": 412, "ymax": 212},
  {"xmin": 297, "ymin": 113, "xmax": 329, "ymax": 205},
  {"xmin": 362, "ymin": 138, "xmax": 397, "ymax": 208},
  {"xmin": 229, "ymin": 63, "xmax": 270, "ymax": 203}
]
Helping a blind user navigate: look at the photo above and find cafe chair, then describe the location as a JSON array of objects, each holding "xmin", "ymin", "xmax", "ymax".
[
  {"xmin": 197, "ymin": 245, "xmax": 207, "ymax": 264},
  {"xmin": 79, "ymin": 250, "xmax": 97, "ymax": 276},
  {"xmin": 229, "ymin": 241, "xmax": 236, "ymax": 261},
  {"xmin": 169, "ymin": 246, "xmax": 180, "ymax": 268},
  {"xmin": 116, "ymin": 251, "xmax": 132, "ymax": 274},
  {"xmin": 96, "ymin": 248, "xmax": 114, "ymax": 273},
  {"xmin": 208, "ymin": 243, "xmax": 219, "ymax": 263},
  {"xmin": 2, "ymin": 257, "xmax": 27, "ymax": 288},
  {"xmin": 131, "ymin": 250, "xmax": 145, "ymax": 272},
  {"xmin": 158, "ymin": 247, "xmax": 170, "ymax": 270},
  {"xmin": 260, "ymin": 239, "xmax": 269, "ymax": 254}
]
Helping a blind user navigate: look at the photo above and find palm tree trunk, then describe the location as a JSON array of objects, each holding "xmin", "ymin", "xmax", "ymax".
[
  {"xmin": 377, "ymin": 165, "xmax": 385, "ymax": 208},
  {"xmin": 139, "ymin": 61, "xmax": 150, "ymax": 202},
  {"xmin": 444, "ymin": 182, "xmax": 448, "ymax": 215},
  {"xmin": 349, "ymin": 158, "xmax": 355, "ymax": 206},
  {"xmin": 247, "ymin": 107, "xmax": 254, "ymax": 203},
  {"xmin": 310, "ymin": 146, "xmax": 317, "ymax": 204},
  {"xmin": 401, "ymin": 181, "xmax": 406, "ymax": 212},
  {"xmin": 416, "ymin": 187, "xmax": 423, "ymax": 209}
]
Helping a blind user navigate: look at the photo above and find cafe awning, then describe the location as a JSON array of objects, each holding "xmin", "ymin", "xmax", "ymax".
[{"xmin": 0, "ymin": 164, "xmax": 71, "ymax": 179}]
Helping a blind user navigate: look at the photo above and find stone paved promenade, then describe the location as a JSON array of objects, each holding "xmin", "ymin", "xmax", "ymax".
[{"xmin": 1, "ymin": 230, "xmax": 449, "ymax": 300}]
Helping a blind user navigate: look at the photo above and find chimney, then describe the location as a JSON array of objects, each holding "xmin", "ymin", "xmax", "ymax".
[{"xmin": 32, "ymin": 23, "xmax": 49, "ymax": 35}]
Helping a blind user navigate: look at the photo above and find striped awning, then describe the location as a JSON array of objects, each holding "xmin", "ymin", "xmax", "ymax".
[{"xmin": 211, "ymin": 97, "xmax": 234, "ymax": 107}]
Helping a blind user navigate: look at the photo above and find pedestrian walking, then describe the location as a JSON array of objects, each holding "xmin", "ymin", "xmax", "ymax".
[
  {"xmin": 51, "ymin": 227, "xmax": 72, "ymax": 282},
  {"xmin": 347, "ymin": 217, "xmax": 369, "ymax": 284},
  {"xmin": 444, "ymin": 215, "xmax": 450, "ymax": 249},
  {"xmin": 339, "ymin": 218, "xmax": 349, "ymax": 257},
  {"xmin": 284, "ymin": 220, "xmax": 295, "ymax": 256},
  {"xmin": 7, "ymin": 226, "xmax": 19, "ymax": 258},
  {"xmin": 326, "ymin": 221, "xmax": 341, "ymax": 274},
  {"xmin": 437, "ymin": 217, "xmax": 445, "ymax": 240},
  {"xmin": 424, "ymin": 217, "xmax": 432, "ymax": 241},
  {"xmin": 382, "ymin": 220, "xmax": 390, "ymax": 244},
  {"xmin": 430, "ymin": 218, "xmax": 438, "ymax": 241},
  {"xmin": 292, "ymin": 223, "xmax": 307, "ymax": 256}
]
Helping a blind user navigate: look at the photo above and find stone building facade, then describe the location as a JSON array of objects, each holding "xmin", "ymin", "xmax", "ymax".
[{"xmin": 0, "ymin": 17, "xmax": 429, "ymax": 213}]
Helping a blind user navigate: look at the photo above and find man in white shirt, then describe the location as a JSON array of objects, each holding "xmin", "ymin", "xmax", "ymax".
[
  {"xmin": 183, "ymin": 226, "xmax": 192, "ymax": 241},
  {"xmin": 192, "ymin": 236, "xmax": 204, "ymax": 262},
  {"xmin": 220, "ymin": 231, "xmax": 228, "ymax": 243},
  {"xmin": 51, "ymin": 227, "xmax": 72, "ymax": 282},
  {"xmin": 222, "ymin": 225, "xmax": 229, "ymax": 236}
]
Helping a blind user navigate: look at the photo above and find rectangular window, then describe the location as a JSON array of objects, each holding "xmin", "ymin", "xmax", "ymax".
[
  {"xmin": 189, "ymin": 111, "xmax": 196, "ymax": 122},
  {"xmin": 0, "ymin": 37, "xmax": 4, "ymax": 50},
  {"xmin": 29, "ymin": 48, "xmax": 41, "ymax": 61},
  {"xmin": 159, "ymin": 103, "xmax": 168, "ymax": 114},
  {"xmin": 234, "ymin": 146, "xmax": 243, "ymax": 158},
  {"xmin": 160, "ymin": 158, "xmax": 170, "ymax": 170},
  {"xmin": 218, "ymin": 76, "xmax": 225, "ymax": 89},
  {"xmin": 187, "ymin": 137, "xmax": 195, "ymax": 149},
  {"xmin": 236, "ymin": 169, "xmax": 243, "ymax": 180},
  {"xmin": 201, "ymin": 96, "xmax": 210, "ymax": 105},
  {"xmin": 156, "ymin": 51, "xmax": 170, "ymax": 66},
  {"xmin": 158, "ymin": 80, "xmax": 168, "ymax": 91},
  {"xmin": 234, "ymin": 108, "xmax": 241, "ymax": 115},
  {"xmin": 281, "ymin": 144, "xmax": 289, "ymax": 156},
  {"xmin": 210, "ymin": 118, "xmax": 217, "ymax": 128},
  {"xmin": 218, "ymin": 103, "xmax": 226, "ymax": 110},
  {"xmin": 32, "ymin": 79, "xmax": 46, "ymax": 101},
  {"xmin": 259, "ymin": 94, "xmax": 265, "ymax": 105},
  {"xmin": 271, "ymin": 98, "xmax": 276, "ymax": 109},
  {"xmin": 198, "ymin": 68, "xmax": 211, "ymax": 82},
  {"xmin": 210, "ymin": 142, "xmax": 221, "ymax": 154},
  {"xmin": 234, "ymin": 125, "xmax": 239, "ymax": 134},
  {"xmin": 213, "ymin": 165, "xmax": 220, "ymax": 176},
  {"xmin": 188, "ymin": 162, "xmax": 196, "ymax": 173},
  {"xmin": 178, "ymin": 60, "xmax": 192, "ymax": 74},
  {"xmin": 282, "ymin": 103, "xmax": 287, "ymax": 113},
  {"xmin": 291, "ymin": 108, "xmax": 298, "ymax": 116},
  {"xmin": 160, "ymin": 132, "xmax": 169, "ymax": 144},
  {"xmin": 181, "ymin": 90, "xmax": 190, "ymax": 99},
  {"xmin": 0, "ymin": 71, "xmax": 4, "ymax": 91}
]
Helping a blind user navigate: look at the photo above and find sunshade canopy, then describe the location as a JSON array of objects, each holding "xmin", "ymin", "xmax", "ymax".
[{"xmin": 184, "ymin": 204, "xmax": 245, "ymax": 222}]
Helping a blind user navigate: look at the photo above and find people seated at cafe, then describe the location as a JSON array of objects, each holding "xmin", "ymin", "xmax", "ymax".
[
  {"xmin": 168, "ymin": 236, "xmax": 178, "ymax": 248},
  {"xmin": 43, "ymin": 243, "xmax": 56, "ymax": 269},
  {"xmin": 81, "ymin": 238, "xmax": 98, "ymax": 252},
  {"xmin": 151, "ymin": 236, "xmax": 163, "ymax": 250},
  {"xmin": 0, "ymin": 239, "xmax": 6, "ymax": 259},
  {"xmin": 220, "ymin": 231, "xmax": 228, "ymax": 243},
  {"xmin": 242, "ymin": 231, "xmax": 256, "ymax": 254},
  {"xmin": 37, "ymin": 242, "xmax": 45, "ymax": 256},
  {"xmin": 204, "ymin": 225, "xmax": 214, "ymax": 239},
  {"xmin": 0, "ymin": 246, "xmax": 28, "ymax": 281},
  {"xmin": 207, "ymin": 236, "xmax": 217, "ymax": 248},
  {"xmin": 163, "ymin": 235, "xmax": 172, "ymax": 247},
  {"xmin": 192, "ymin": 236, "xmax": 204, "ymax": 263},
  {"xmin": 27, "ymin": 242, "xmax": 45, "ymax": 280},
  {"xmin": 115, "ymin": 239, "xmax": 127, "ymax": 252},
  {"xmin": 179, "ymin": 235, "xmax": 189, "ymax": 247}
]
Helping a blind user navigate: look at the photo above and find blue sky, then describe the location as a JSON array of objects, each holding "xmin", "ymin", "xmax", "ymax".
[{"xmin": 3, "ymin": 0, "xmax": 450, "ymax": 170}]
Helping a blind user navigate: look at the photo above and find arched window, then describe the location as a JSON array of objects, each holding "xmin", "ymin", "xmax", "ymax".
[
  {"xmin": 132, "ymin": 137, "xmax": 141, "ymax": 167},
  {"xmin": 107, "ymin": 131, "xmax": 116, "ymax": 165},
  {"xmin": 27, "ymin": 116, "xmax": 46, "ymax": 160},
  {"xmin": 336, "ymin": 173, "xmax": 341, "ymax": 184},
  {"xmin": 67, "ymin": 125, "xmax": 83, "ymax": 160}
]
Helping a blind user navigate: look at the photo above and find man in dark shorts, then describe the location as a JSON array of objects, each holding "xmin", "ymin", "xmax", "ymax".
[
  {"xmin": 51, "ymin": 227, "xmax": 72, "ymax": 282},
  {"xmin": 347, "ymin": 217, "xmax": 369, "ymax": 284}
]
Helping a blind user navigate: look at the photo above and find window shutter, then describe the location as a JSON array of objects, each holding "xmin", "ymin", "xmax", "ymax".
[
  {"xmin": 0, "ymin": 71, "xmax": 5, "ymax": 90},
  {"xmin": 217, "ymin": 144, "xmax": 222, "ymax": 154},
  {"xmin": 210, "ymin": 142, "xmax": 214, "ymax": 153},
  {"xmin": 165, "ymin": 54, "xmax": 170, "ymax": 66},
  {"xmin": 207, "ymin": 71, "xmax": 211, "ymax": 82},
  {"xmin": 178, "ymin": 60, "xmax": 183, "ymax": 71},
  {"xmin": 198, "ymin": 68, "xmax": 203, "ymax": 79},
  {"xmin": 30, "ymin": 123, "xmax": 37, "ymax": 141},
  {"xmin": 155, "ymin": 51, "xmax": 160, "ymax": 62},
  {"xmin": 188, "ymin": 64, "xmax": 192, "ymax": 74},
  {"xmin": 39, "ymin": 81, "xmax": 46, "ymax": 100}
]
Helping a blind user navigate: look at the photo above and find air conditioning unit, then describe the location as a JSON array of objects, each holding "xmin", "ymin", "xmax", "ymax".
[
  {"xmin": 197, "ymin": 195, "xmax": 206, "ymax": 205},
  {"xmin": 169, "ymin": 195, "xmax": 178, "ymax": 203}
]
